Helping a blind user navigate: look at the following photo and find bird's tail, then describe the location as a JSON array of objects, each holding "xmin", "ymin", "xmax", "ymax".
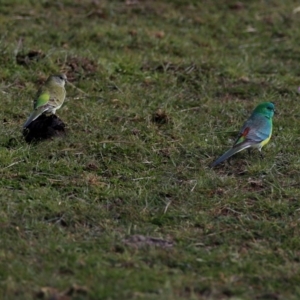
[
  {"xmin": 210, "ymin": 141, "xmax": 254, "ymax": 168},
  {"xmin": 23, "ymin": 107, "xmax": 48, "ymax": 128}
]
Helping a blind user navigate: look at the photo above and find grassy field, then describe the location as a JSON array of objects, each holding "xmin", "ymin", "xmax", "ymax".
[{"xmin": 1, "ymin": 0, "xmax": 300, "ymax": 299}]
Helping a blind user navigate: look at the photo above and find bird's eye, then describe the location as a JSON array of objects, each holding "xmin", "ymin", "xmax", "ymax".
[{"xmin": 267, "ymin": 106, "xmax": 273, "ymax": 111}]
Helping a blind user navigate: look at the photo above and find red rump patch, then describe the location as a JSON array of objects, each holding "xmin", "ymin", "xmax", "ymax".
[{"xmin": 241, "ymin": 127, "xmax": 250, "ymax": 137}]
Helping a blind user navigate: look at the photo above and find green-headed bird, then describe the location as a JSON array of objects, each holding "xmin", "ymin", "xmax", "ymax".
[
  {"xmin": 23, "ymin": 74, "xmax": 67, "ymax": 128},
  {"xmin": 210, "ymin": 102, "xmax": 275, "ymax": 167}
]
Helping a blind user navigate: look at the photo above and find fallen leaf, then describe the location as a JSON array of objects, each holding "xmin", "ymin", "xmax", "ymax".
[{"xmin": 293, "ymin": 6, "xmax": 300, "ymax": 14}]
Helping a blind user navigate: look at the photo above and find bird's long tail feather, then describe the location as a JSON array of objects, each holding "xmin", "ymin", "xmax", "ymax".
[
  {"xmin": 23, "ymin": 107, "xmax": 49, "ymax": 128},
  {"xmin": 210, "ymin": 141, "xmax": 254, "ymax": 168}
]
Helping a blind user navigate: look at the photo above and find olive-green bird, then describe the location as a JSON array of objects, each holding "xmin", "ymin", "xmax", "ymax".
[{"xmin": 23, "ymin": 74, "xmax": 67, "ymax": 128}]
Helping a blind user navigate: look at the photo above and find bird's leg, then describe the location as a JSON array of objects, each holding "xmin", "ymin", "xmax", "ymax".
[
  {"xmin": 259, "ymin": 149, "xmax": 264, "ymax": 159},
  {"xmin": 247, "ymin": 148, "xmax": 252, "ymax": 157}
]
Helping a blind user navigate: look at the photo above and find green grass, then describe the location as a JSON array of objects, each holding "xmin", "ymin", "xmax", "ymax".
[{"xmin": 1, "ymin": 0, "xmax": 300, "ymax": 299}]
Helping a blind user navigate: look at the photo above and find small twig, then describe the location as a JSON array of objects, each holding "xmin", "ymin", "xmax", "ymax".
[
  {"xmin": 180, "ymin": 106, "xmax": 201, "ymax": 112},
  {"xmin": 205, "ymin": 229, "xmax": 230, "ymax": 237},
  {"xmin": 185, "ymin": 64, "xmax": 196, "ymax": 74},
  {"xmin": 164, "ymin": 200, "xmax": 172, "ymax": 214},
  {"xmin": 13, "ymin": 37, "xmax": 23, "ymax": 57},
  {"xmin": 98, "ymin": 140, "xmax": 135, "ymax": 144},
  {"xmin": 1, "ymin": 160, "xmax": 24, "ymax": 170},
  {"xmin": 132, "ymin": 177, "xmax": 154, "ymax": 181},
  {"xmin": 108, "ymin": 82, "xmax": 123, "ymax": 93},
  {"xmin": 190, "ymin": 181, "xmax": 197, "ymax": 192},
  {"xmin": 67, "ymin": 81, "xmax": 89, "ymax": 96}
]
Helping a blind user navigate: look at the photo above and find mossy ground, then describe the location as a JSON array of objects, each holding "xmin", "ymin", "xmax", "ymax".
[{"xmin": 1, "ymin": 1, "xmax": 300, "ymax": 299}]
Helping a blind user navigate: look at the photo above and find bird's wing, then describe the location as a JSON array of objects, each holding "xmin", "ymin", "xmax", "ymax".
[
  {"xmin": 34, "ymin": 89, "xmax": 51, "ymax": 109},
  {"xmin": 24, "ymin": 90, "xmax": 54, "ymax": 128},
  {"xmin": 38, "ymin": 87, "xmax": 66, "ymax": 108},
  {"xmin": 234, "ymin": 115, "xmax": 271, "ymax": 146}
]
